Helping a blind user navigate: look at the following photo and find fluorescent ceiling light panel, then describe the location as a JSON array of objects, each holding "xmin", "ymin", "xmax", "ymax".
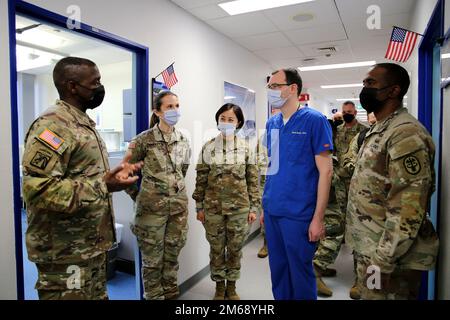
[
  {"xmin": 16, "ymin": 28, "xmax": 69, "ymax": 49},
  {"xmin": 16, "ymin": 44, "xmax": 65, "ymax": 72},
  {"xmin": 299, "ymin": 61, "xmax": 376, "ymax": 72},
  {"xmin": 224, "ymin": 96, "xmax": 236, "ymax": 100},
  {"xmin": 321, "ymin": 83, "xmax": 363, "ymax": 89},
  {"xmin": 219, "ymin": 0, "xmax": 315, "ymax": 16},
  {"xmin": 336, "ymin": 98, "xmax": 359, "ymax": 101},
  {"xmin": 442, "ymin": 53, "xmax": 450, "ymax": 59}
]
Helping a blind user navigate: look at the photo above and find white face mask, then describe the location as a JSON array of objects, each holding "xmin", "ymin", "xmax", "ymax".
[
  {"xmin": 267, "ymin": 89, "xmax": 288, "ymax": 109},
  {"xmin": 217, "ymin": 122, "xmax": 236, "ymax": 136}
]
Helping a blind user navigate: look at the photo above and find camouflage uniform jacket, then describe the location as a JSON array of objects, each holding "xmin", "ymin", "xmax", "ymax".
[
  {"xmin": 342, "ymin": 127, "xmax": 370, "ymax": 175},
  {"xmin": 346, "ymin": 108, "xmax": 439, "ymax": 273},
  {"xmin": 193, "ymin": 135, "xmax": 260, "ymax": 215},
  {"xmin": 22, "ymin": 100, "xmax": 115, "ymax": 264},
  {"xmin": 335, "ymin": 121, "xmax": 368, "ymax": 178},
  {"xmin": 127, "ymin": 125, "xmax": 191, "ymax": 225}
]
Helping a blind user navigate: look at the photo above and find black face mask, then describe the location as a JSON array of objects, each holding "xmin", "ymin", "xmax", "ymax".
[
  {"xmin": 333, "ymin": 119, "xmax": 343, "ymax": 128},
  {"xmin": 343, "ymin": 114, "xmax": 355, "ymax": 123},
  {"xmin": 76, "ymin": 83, "xmax": 105, "ymax": 109},
  {"xmin": 359, "ymin": 86, "xmax": 391, "ymax": 114}
]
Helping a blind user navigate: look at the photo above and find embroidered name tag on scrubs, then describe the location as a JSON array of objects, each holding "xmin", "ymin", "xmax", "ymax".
[
  {"xmin": 38, "ymin": 128, "xmax": 64, "ymax": 151},
  {"xmin": 292, "ymin": 131, "xmax": 307, "ymax": 135}
]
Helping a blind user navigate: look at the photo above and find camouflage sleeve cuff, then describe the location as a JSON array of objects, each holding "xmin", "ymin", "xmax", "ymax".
[
  {"xmin": 371, "ymin": 251, "xmax": 396, "ymax": 274},
  {"xmin": 250, "ymin": 206, "xmax": 259, "ymax": 213},
  {"xmin": 196, "ymin": 202, "xmax": 204, "ymax": 210},
  {"xmin": 98, "ymin": 178, "xmax": 109, "ymax": 198}
]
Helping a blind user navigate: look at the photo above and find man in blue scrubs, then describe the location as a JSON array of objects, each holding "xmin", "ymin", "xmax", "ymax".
[{"xmin": 261, "ymin": 68, "xmax": 333, "ymax": 300}]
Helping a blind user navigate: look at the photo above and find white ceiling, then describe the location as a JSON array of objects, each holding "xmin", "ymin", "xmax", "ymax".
[
  {"xmin": 171, "ymin": 0, "xmax": 417, "ymax": 109},
  {"xmin": 16, "ymin": 15, "xmax": 132, "ymax": 75}
]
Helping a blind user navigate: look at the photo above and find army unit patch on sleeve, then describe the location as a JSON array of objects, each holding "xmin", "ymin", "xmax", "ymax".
[
  {"xmin": 404, "ymin": 155, "xmax": 421, "ymax": 175},
  {"xmin": 38, "ymin": 128, "xmax": 64, "ymax": 150},
  {"xmin": 30, "ymin": 151, "xmax": 52, "ymax": 170}
]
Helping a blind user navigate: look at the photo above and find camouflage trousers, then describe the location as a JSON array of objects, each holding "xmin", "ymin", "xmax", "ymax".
[
  {"xmin": 334, "ymin": 176, "xmax": 350, "ymax": 219},
  {"xmin": 133, "ymin": 210, "xmax": 188, "ymax": 300},
  {"xmin": 355, "ymin": 253, "xmax": 422, "ymax": 300},
  {"xmin": 313, "ymin": 207, "xmax": 345, "ymax": 271},
  {"xmin": 204, "ymin": 212, "xmax": 250, "ymax": 282},
  {"xmin": 35, "ymin": 252, "xmax": 108, "ymax": 300}
]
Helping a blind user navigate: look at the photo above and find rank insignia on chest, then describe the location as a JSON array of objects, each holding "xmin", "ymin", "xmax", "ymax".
[{"xmin": 38, "ymin": 128, "xmax": 64, "ymax": 150}]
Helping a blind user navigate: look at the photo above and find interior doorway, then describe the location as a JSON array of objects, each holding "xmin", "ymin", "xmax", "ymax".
[{"xmin": 9, "ymin": 0, "xmax": 149, "ymax": 300}]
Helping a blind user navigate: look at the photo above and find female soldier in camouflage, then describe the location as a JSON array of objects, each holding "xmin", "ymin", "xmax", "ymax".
[
  {"xmin": 123, "ymin": 91, "xmax": 191, "ymax": 300},
  {"xmin": 193, "ymin": 103, "xmax": 260, "ymax": 300}
]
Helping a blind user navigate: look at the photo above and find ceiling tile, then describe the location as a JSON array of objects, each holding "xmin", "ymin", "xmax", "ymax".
[
  {"xmin": 263, "ymin": 0, "xmax": 341, "ymax": 31},
  {"xmin": 206, "ymin": 12, "xmax": 278, "ymax": 38},
  {"xmin": 285, "ymin": 23, "xmax": 347, "ymax": 45},
  {"xmin": 336, "ymin": 0, "xmax": 415, "ymax": 26},
  {"xmin": 297, "ymin": 39, "xmax": 353, "ymax": 58},
  {"xmin": 233, "ymin": 32, "xmax": 293, "ymax": 51},
  {"xmin": 171, "ymin": 0, "xmax": 226, "ymax": 10},
  {"xmin": 190, "ymin": 4, "xmax": 229, "ymax": 20},
  {"xmin": 254, "ymin": 46, "xmax": 304, "ymax": 62}
]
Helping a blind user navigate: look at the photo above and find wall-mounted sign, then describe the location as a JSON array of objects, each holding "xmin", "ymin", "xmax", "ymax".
[{"xmin": 299, "ymin": 93, "xmax": 310, "ymax": 102}]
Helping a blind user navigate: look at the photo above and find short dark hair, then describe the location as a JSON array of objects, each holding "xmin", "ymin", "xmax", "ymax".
[
  {"xmin": 374, "ymin": 63, "xmax": 410, "ymax": 100},
  {"xmin": 342, "ymin": 101, "xmax": 356, "ymax": 108},
  {"xmin": 272, "ymin": 68, "xmax": 303, "ymax": 96},
  {"xmin": 215, "ymin": 103, "xmax": 245, "ymax": 129},
  {"xmin": 53, "ymin": 57, "xmax": 96, "ymax": 96}
]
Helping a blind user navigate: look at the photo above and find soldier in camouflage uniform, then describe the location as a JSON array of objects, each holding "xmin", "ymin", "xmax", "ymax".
[
  {"xmin": 193, "ymin": 104, "xmax": 260, "ymax": 300},
  {"xmin": 124, "ymin": 91, "xmax": 191, "ymax": 300},
  {"xmin": 313, "ymin": 171, "xmax": 344, "ymax": 297},
  {"xmin": 256, "ymin": 133, "xmax": 269, "ymax": 259},
  {"xmin": 346, "ymin": 63, "xmax": 439, "ymax": 300},
  {"xmin": 22, "ymin": 57, "xmax": 141, "ymax": 300},
  {"xmin": 333, "ymin": 101, "xmax": 368, "ymax": 299},
  {"xmin": 342, "ymin": 112, "xmax": 376, "ymax": 175}
]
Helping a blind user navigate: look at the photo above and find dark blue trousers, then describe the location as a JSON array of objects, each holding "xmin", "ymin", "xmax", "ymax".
[{"xmin": 265, "ymin": 213, "xmax": 317, "ymax": 300}]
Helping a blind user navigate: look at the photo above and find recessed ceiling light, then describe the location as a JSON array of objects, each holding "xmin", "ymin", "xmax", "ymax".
[
  {"xmin": 299, "ymin": 60, "xmax": 376, "ymax": 72},
  {"xmin": 219, "ymin": 0, "xmax": 315, "ymax": 16},
  {"xmin": 442, "ymin": 53, "xmax": 450, "ymax": 59},
  {"xmin": 224, "ymin": 96, "xmax": 236, "ymax": 100},
  {"xmin": 321, "ymin": 83, "xmax": 363, "ymax": 89},
  {"xmin": 292, "ymin": 13, "xmax": 314, "ymax": 22}
]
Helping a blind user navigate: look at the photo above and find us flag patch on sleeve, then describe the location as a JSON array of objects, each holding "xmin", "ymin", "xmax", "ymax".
[{"xmin": 38, "ymin": 128, "xmax": 64, "ymax": 150}]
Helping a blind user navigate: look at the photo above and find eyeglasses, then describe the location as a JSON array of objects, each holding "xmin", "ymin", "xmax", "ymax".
[{"xmin": 267, "ymin": 83, "xmax": 291, "ymax": 90}]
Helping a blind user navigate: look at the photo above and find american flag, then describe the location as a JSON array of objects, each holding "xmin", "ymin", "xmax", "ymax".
[
  {"xmin": 162, "ymin": 64, "xmax": 178, "ymax": 89},
  {"xmin": 39, "ymin": 129, "xmax": 64, "ymax": 150},
  {"xmin": 385, "ymin": 26, "xmax": 419, "ymax": 63}
]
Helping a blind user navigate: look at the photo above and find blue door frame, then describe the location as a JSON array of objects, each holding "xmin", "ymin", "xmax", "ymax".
[
  {"xmin": 417, "ymin": 0, "xmax": 445, "ymax": 300},
  {"xmin": 7, "ymin": 0, "xmax": 149, "ymax": 300}
]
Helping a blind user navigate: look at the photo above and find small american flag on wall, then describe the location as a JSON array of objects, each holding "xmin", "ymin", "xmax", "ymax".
[
  {"xmin": 162, "ymin": 64, "xmax": 178, "ymax": 89},
  {"xmin": 385, "ymin": 26, "xmax": 420, "ymax": 63}
]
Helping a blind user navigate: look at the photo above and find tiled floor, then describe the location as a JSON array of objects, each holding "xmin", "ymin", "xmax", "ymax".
[{"xmin": 179, "ymin": 234, "xmax": 354, "ymax": 300}]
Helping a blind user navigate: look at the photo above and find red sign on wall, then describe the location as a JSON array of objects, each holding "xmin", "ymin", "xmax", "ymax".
[{"xmin": 299, "ymin": 93, "xmax": 310, "ymax": 102}]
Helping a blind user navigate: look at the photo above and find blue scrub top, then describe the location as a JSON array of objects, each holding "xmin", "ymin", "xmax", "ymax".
[{"xmin": 262, "ymin": 106, "xmax": 333, "ymax": 220}]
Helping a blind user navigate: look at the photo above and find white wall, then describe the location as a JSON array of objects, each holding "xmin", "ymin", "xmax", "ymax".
[
  {"xmin": 1, "ymin": 0, "xmax": 272, "ymax": 294},
  {"xmin": 0, "ymin": 0, "xmax": 19, "ymax": 300}
]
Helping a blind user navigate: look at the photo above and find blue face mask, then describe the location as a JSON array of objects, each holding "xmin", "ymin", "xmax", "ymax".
[
  {"xmin": 163, "ymin": 109, "xmax": 180, "ymax": 126},
  {"xmin": 267, "ymin": 89, "xmax": 288, "ymax": 109},
  {"xmin": 218, "ymin": 122, "xmax": 236, "ymax": 136}
]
